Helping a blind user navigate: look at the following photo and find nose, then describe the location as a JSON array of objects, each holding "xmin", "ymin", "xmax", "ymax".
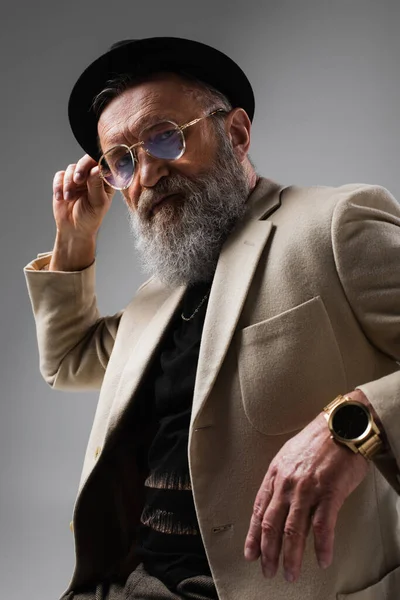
[{"xmin": 127, "ymin": 148, "xmax": 170, "ymax": 208}]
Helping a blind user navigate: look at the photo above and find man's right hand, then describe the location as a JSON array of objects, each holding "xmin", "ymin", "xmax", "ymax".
[
  {"xmin": 52, "ymin": 154, "xmax": 115, "ymax": 239},
  {"xmin": 48, "ymin": 155, "xmax": 116, "ymax": 272}
]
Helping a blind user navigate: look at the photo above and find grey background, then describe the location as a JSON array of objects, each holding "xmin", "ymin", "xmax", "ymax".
[{"xmin": 1, "ymin": 1, "xmax": 399, "ymax": 598}]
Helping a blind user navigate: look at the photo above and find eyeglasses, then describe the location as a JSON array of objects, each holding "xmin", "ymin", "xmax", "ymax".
[{"xmin": 98, "ymin": 108, "xmax": 227, "ymax": 190}]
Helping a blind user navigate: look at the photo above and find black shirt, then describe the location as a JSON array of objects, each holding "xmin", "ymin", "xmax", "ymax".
[{"xmin": 135, "ymin": 280, "xmax": 216, "ymax": 591}]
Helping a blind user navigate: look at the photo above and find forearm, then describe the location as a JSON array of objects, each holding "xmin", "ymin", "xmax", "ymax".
[{"xmin": 24, "ymin": 252, "xmax": 122, "ymax": 390}]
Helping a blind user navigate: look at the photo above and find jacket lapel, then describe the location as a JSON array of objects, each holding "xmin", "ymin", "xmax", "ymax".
[
  {"xmin": 105, "ymin": 284, "xmax": 186, "ymax": 442},
  {"xmin": 191, "ymin": 179, "xmax": 284, "ymax": 426}
]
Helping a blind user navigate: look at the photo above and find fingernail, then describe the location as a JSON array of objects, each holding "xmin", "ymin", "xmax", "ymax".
[
  {"xmin": 263, "ymin": 566, "xmax": 274, "ymax": 578},
  {"xmin": 55, "ymin": 192, "xmax": 62, "ymax": 201},
  {"xmin": 75, "ymin": 172, "xmax": 82, "ymax": 181},
  {"xmin": 319, "ymin": 559, "xmax": 329, "ymax": 570},
  {"xmin": 285, "ymin": 570, "xmax": 295, "ymax": 583},
  {"xmin": 64, "ymin": 192, "xmax": 71, "ymax": 201},
  {"xmin": 244, "ymin": 547, "xmax": 255, "ymax": 560},
  {"xmin": 261, "ymin": 560, "xmax": 274, "ymax": 578}
]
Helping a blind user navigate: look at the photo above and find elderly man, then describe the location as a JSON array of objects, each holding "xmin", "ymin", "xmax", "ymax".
[{"xmin": 24, "ymin": 37, "xmax": 400, "ymax": 600}]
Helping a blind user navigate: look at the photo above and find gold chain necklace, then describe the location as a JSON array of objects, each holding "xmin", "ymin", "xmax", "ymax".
[{"xmin": 181, "ymin": 290, "xmax": 210, "ymax": 321}]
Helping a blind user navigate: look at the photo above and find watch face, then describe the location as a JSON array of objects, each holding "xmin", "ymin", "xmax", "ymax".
[{"xmin": 331, "ymin": 403, "xmax": 370, "ymax": 440}]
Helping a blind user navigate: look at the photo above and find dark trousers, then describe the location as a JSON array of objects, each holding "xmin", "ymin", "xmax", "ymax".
[{"xmin": 63, "ymin": 563, "xmax": 218, "ymax": 600}]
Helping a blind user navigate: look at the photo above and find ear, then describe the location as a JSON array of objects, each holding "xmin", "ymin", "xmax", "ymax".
[{"xmin": 225, "ymin": 108, "xmax": 251, "ymax": 162}]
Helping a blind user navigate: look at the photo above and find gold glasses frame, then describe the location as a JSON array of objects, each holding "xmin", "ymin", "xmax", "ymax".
[{"xmin": 98, "ymin": 108, "xmax": 227, "ymax": 190}]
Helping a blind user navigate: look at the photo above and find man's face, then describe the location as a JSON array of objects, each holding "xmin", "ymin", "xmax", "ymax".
[
  {"xmin": 97, "ymin": 73, "xmax": 252, "ymax": 286},
  {"xmin": 98, "ymin": 73, "xmax": 221, "ymax": 210}
]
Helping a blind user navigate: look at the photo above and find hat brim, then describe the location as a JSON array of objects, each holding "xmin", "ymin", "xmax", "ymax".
[{"xmin": 68, "ymin": 37, "xmax": 255, "ymax": 161}]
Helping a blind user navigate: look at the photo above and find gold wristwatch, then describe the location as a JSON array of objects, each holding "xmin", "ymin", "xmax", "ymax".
[{"xmin": 323, "ymin": 395, "xmax": 383, "ymax": 460}]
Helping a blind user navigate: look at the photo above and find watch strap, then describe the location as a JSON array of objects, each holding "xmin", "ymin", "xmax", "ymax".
[
  {"xmin": 323, "ymin": 394, "xmax": 352, "ymax": 413},
  {"xmin": 358, "ymin": 433, "xmax": 384, "ymax": 460}
]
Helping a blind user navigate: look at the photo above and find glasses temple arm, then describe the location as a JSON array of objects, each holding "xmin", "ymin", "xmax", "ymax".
[{"xmin": 179, "ymin": 108, "xmax": 227, "ymax": 131}]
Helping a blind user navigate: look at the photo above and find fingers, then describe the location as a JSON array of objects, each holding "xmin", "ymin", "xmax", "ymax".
[
  {"xmin": 86, "ymin": 165, "xmax": 112, "ymax": 205},
  {"xmin": 53, "ymin": 163, "xmax": 86, "ymax": 202},
  {"xmin": 73, "ymin": 155, "xmax": 98, "ymax": 185},
  {"xmin": 260, "ymin": 496, "xmax": 289, "ymax": 578},
  {"xmin": 282, "ymin": 501, "xmax": 313, "ymax": 582},
  {"xmin": 245, "ymin": 472, "xmax": 327, "ymax": 583},
  {"xmin": 53, "ymin": 170, "xmax": 66, "ymax": 202},
  {"xmin": 53, "ymin": 155, "xmax": 99, "ymax": 202},
  {"xmin": 312, "ymin": 497, "xmax": 342, "ymax": 569},
  {"xmin": 244, "ymin": 475, "xmax": 275, "ymax": 562},
  {"xmin": 251, "ymin": 492, "xmax": 340, "ymax": 583},
  {"xmin": 246, "ymin": 477, "xmax": 309, "ymax": 582},
  {"xmin": 63, "ymin": 164, "xmax": 78, "ymax": 200}
]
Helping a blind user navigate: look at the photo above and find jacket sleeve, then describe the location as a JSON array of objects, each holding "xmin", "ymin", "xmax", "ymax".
[
  {"xmin": 331, "ymin": 185, "xmax": 400, "ymax": 481},
  {"xmin": 24, "ymin": 252, "xmax": 123, "ymax": 391}
]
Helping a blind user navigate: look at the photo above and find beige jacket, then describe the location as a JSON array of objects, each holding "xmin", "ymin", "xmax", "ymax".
[{"xmin": 24, "ymin": 178, "xmax": 400, "ymax": 600}]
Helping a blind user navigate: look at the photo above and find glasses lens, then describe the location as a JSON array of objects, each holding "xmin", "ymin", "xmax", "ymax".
[
  {"xmin": 143, "ymin": 122, "xmax": 184, "ymax": 160},
  {"xmin": 100, "ymin": 146, "xmax": 134, "ymax": 189}
]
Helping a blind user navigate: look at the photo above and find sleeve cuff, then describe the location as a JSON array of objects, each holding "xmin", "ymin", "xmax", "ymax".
[
  {"xmin": 24, "ymin": 252, "xmax": 53, "ymax": 271},
  {"xmin": 23, "ymin": 252, "xmax": 95, "ymax": 272}
]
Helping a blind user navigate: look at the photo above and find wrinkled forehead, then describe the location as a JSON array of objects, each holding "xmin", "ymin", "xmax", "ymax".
[{"xmin": 97, "ymin": 72, "xmax": 207, "ymax": 149}]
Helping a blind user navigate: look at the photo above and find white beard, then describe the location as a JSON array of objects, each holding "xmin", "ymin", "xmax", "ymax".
[{"xmin": 127, "ymin": 132, "xmax": 252, "ymax": 287}]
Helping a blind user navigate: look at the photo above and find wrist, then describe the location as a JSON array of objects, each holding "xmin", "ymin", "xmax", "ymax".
[
  {"xmin": 347, "ymin": 389, "xmax": 389, "ymax": 453},
  {"xmin": 49, "ymin": 232, "xmax": 97, "ymax": 272}
]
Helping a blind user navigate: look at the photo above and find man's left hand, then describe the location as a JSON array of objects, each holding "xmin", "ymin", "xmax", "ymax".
[{"xmin": 244, "ymin": 390, "xmax": 371, "ymax": 583}]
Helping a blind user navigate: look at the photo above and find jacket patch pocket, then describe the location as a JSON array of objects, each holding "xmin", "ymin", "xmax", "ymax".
[{"xmin": 236, "ymin": 296, "xmax": 347, "ymax": 435}]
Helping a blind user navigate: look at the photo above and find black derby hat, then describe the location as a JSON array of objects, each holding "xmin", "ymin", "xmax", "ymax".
[{"xmin": 68, "ymin": 37, "xmax": 255, "ymax": 161}]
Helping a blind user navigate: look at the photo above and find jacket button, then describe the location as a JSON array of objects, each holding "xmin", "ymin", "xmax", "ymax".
[
  {"xmin": 69, "ymin": 521, "xmax": 74, "ymax": 533},
  {"xmin": 94, "ymin": 446, "xmax": 102, "ymax": 459}
]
